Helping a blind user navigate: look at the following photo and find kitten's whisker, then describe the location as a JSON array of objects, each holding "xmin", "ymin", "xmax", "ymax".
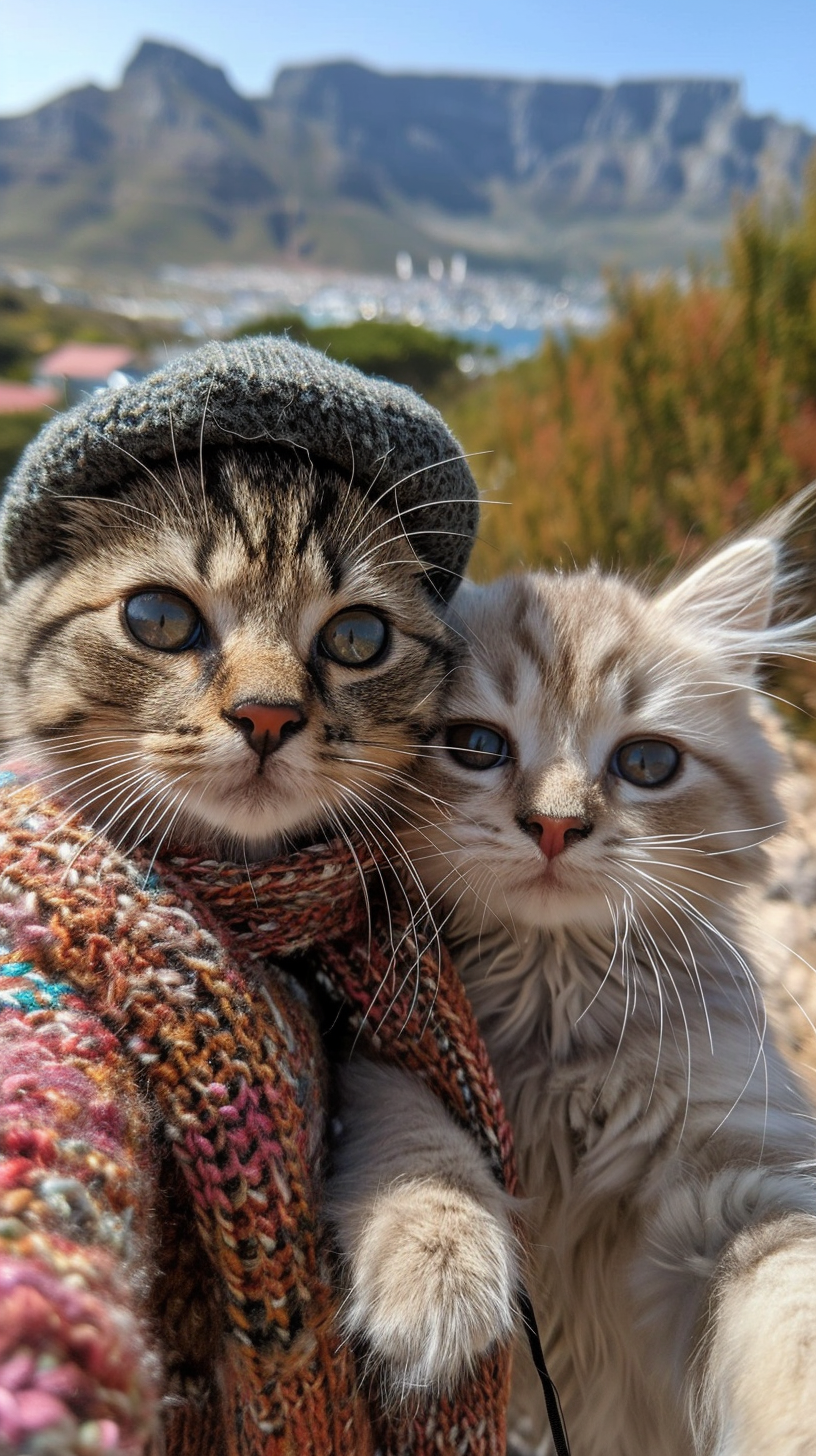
[
  {"xmin": 197, "ymin": 381, "xmax": 214, "ymax": 532},
  {"xmin": 27, "ymin": 735, "xmax": 141, "ymax": 755},
  {"xmin": 676, "ymin": 902, "xmax": 772, "ymax": 1141},
  {"xmin": 59, "ymin": 768, "xmax": 164, "ymax": 867},
  {"xmin": 625, "ymin": 875, "xmax": 715, "ymax": 1055},
  {"xmin": 106, "ymin": 769, "xmax": 185, "ymax": 854},
  {"xmin": 89, "ymin": 436, "xmax": 186, "ymax": 522},
  {"xmin": 343, "ymin": 424, "xmax": 356, "ymax": 498},
  {"xmin": 241, "ymin": 838, "xmax": 260, "ymax": 909},
  {"xmin": 352, "ymin": 528, "xmax": 481, "ymax": 581},
  {"xmin": 628, "ymin": 866, "xmax": 768, "ymax": 1046},
  {"xmin": 594, "ymin": 877, "xmax": 642, "ymax": 1105},
  {"xmin": 167, "ymin": 402, "xmax": 195, "ymax": 515},
  {"xmin": 331, "ymin": 790, "xmax": 401, "ymax": 964},
  {"xmin": 622, "ymin": 821, "xmax": 785, "ymax": 846},
  {"xmin": 49, "ymin": 492, "xmax": 166, "ymax": 528},
  {"xmin": 341, "ymin": 802, "xmax": 432, "ymax": 1000},
  {"xmin": 335, "ymin": 761, "xmax": 465, "ymax": 826},
  {"xmin": 322, "ymin": 801, "xmax": 374, "ymax": 962},
  {"xmin": 32, "ymin": 763, "xmax": 157, "ymax": 839},
  {"xmin": 338, "ymin": 787, "xmax": 436, "ymax": 993},
  {"xmin": 117, "ymin": 768, "xmax": 192, "ymax": 856},
  {"xmin": 384, "ymin": 810, "xmax": 517, "ymax": 941},
  {"xmin": 338, "ymin": 788, "xmax": 452, "ymax": 1029},
  {"xmin": 407, "ymin": 667, "xmax": 462, "ymax": 714},
  {"xmin": 350, "ymin": 493, "xmax": 505, "ymax": 558},
  {"xmin": 635, "ymin": 894, "xmax": 668, "ymax": 1108},
  {"xmin": 635, "ymin": 901, "xmax": 767, "ymax": 1071},
  {"xmin": 336, "ymin": 457, "xmax": 491, "ymax": 556},
  {"xmin": 610, "ymin": 876, "xmax": 695, "ymax": 1138},
  {"xmin": 140, "ymin": 779, "xmax": 196, "ymax": 883},
  {"xmin": 574, "ymin": 897, "xmax": 625, "ymax": 1027},
  {"xmin": 350, "ymin": 798, "xmax": 438, "ymax": 946},
  {"xmin": 12, "ymin": 751, "xmax": 148, "ymax": 799},
  {"xmin": 690, "ymin": 678, "xmax": 815, "ymax": 718},
  {"xmin": 625, "ymin": 856, "xmax": 750, "ymax": 892},
  {"xmin": 40, "ymin": 785, "xmax": 146, "ymax": 867},
  {"xmin": 339, "ymin": 753, "xmax": 495, "ymax": 829},
  {"xmin": 388, "ymin": 450, "xmax": 493, "ymax": 493},
  {"xmin": 335, "ymin": 455, "xmax": 399, "ymax": 551}
]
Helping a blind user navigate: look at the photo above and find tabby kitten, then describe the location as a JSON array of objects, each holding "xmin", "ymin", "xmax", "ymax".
[
  {"xmin": 0, "ymin": 444, "xmax": 456, "ymax": 856},
  {"xmin": 396, "ymin": 508, "xmax": 816, "ymax": 1454},
  {"xmin": 0, "ymin": 441, "xmax": 518, "ymax": 1399}
]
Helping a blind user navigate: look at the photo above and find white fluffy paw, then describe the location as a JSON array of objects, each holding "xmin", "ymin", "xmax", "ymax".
[{"xmin": 341, "ymin": 1177, "xmax": 517, "ymax": 1401}]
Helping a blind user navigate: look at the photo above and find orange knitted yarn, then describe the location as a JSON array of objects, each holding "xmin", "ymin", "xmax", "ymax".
[{"xmin": 0, "ymin": 766, "xmax": 515, "ymax": 1456}]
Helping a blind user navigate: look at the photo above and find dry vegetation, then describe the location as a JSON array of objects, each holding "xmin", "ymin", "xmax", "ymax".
[{"xmin": 449, "ymin": 158, "xmax": 816, "ymax": 583}]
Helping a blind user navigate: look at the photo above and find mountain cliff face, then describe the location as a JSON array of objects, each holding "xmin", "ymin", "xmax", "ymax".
[
  {"xmin": 270, "ymin": 63, "xmax": 811, "ymax": 213},
  {"xmin": 0, "ymin": 41, "xmax": 812, "ymax": 276}
]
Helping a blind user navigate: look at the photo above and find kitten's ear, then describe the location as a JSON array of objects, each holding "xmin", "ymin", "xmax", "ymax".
[{"xmin": 656, "ymin": 538, "xmax": 778, "ymax": 636}]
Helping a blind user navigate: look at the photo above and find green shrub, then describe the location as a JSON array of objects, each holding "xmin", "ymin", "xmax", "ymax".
[{"xmin": 234, "ymin": 315, "xmax": 486, "ymax": 398}]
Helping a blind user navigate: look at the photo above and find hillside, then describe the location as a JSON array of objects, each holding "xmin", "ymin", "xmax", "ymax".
[{"xmin": 0, "ymin": 41, "xmax": 813, "ymax": 277}]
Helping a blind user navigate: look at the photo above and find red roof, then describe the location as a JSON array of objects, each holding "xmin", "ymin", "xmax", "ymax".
[
  {"xmin": 0, "ymin": 381, "xmax": 60, "ymax": 414},
  {"xmin": 37, "ymin": 343, "xmax": 136, "ymax": 379}
]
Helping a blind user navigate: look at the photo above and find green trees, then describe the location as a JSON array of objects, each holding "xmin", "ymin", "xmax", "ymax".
[{"xmin": 234, "ymin": 316, "xmax": 485, "ymax": 397}]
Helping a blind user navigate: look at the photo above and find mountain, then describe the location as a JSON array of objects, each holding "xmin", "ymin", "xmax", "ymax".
[{"xmin": 0, "ymin": 41, "xmax": 813, "ymax": 278}]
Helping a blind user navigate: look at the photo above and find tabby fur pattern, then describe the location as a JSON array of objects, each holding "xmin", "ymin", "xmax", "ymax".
[
  {"xmin": 392, "ymin": 500, "xmax": 816, "ymax": 1455},
  {"xmin": 0, "ymin": 441, "xmax": 518, "ymax": 1403}
]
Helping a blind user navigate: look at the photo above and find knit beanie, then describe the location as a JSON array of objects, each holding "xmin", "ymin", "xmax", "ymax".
[{"xmin": 0, "ymin": 335, "xmax": 478, "ymax": 594}]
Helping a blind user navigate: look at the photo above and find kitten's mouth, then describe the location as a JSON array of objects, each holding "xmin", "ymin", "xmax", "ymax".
[{"xmin": 528, "ymin": 858, "xmax": 570, "ymax": 891}]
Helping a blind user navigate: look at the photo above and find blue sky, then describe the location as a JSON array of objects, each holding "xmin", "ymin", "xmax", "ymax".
[{"xmin": 4, "ymin": 0, "xmax": 816, "ymax": 130}]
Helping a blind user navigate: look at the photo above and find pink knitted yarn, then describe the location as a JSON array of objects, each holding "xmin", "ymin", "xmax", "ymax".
[{"xmin": 0, "ymin": 766, "xmax": 516, "ymax": 1456}]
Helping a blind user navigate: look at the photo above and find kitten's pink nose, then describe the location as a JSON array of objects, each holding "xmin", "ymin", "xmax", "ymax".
[
  {"xmin": 526, "ymin": 815, "xmax": 591, "ymax": 860},
  {"xmin": 227, "ymin": 702, "xmax": 305, "ymax": 759}
]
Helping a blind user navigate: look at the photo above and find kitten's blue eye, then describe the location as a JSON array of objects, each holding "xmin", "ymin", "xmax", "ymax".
[
  {"xmin": 611, "ymin": 739, "xmax": 680, "ymax": 787},
  {"xmin": 446, "ymin": 723, "xmax": 510, "ymax": 770},
  {"xmin": 319, "ymin": 608, "xmax": 388, "ymax": 667},
  {"xmin": 124, "ymin": 591, "xmax": 202, "ymax": 652}
]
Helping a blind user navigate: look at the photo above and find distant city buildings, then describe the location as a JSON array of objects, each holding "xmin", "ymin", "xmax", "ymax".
[
  {"xmin": 0, "ymin": 259, "xmax": 612, "ymax": 415},
  {"xmin": 152, "ymin": 260, "xmax": 609, "ymax": 362}
]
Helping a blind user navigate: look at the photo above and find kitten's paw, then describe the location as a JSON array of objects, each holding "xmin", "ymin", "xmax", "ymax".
[{"xmin": 341, "ymin": 1177, "xmax": 518, "ymax": 1400}]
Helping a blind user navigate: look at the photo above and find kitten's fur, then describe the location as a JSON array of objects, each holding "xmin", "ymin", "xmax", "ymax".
[
  {"xmin": 0, "ymin": 446, "xmax": 456, "ymax": 855},
  {"xmin": 393, "ymin": 510, "xmax": 816, "ymax": 1454},
  {"xmin": 0, "ymin": 443, "xmax": 517, "ymax": 1399}
]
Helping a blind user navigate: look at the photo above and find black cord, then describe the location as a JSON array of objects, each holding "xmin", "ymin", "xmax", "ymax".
[{"xmin": 516, "ymin": 1285, "xmax": 571, "ymax": 1456}]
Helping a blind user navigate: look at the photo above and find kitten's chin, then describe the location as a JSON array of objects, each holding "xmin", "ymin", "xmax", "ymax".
[
  {"xmin": 170, "ymin": 792, "xmax": 329, "ymax": 860},
  {"xmin": 441, "ymin": 871, "xmax": 612, "ymax": 942},
  {"xmin": 507, "ymin": 885, "xmax": 612, "ymax": 937},
  {"xmin": 179, "ymin": 822, "xmax": 324, "ymax": 862}
]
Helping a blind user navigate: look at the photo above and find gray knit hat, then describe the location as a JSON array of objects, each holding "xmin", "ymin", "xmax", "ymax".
[{"xmin": 0, "ymin": 336, "xmax": 478, "ymax": 597}]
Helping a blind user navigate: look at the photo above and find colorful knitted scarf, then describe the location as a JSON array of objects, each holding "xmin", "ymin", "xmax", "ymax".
[{"xmin": 0, "ymin": 766, "xmax": 515, "ymax": 1456}]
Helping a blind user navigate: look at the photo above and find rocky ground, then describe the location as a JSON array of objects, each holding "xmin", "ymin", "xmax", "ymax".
[{"xmin": 746, "ymin": 724, "xmax": 816, "ymax": 1097}]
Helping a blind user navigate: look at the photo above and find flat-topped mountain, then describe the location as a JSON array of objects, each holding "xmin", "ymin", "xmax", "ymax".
[{"xmin": 0, "ymin": 41, "xmax": 812, "ymax": 277}]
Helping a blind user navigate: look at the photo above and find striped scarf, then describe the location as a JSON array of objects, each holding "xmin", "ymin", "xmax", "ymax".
[{"xmin": 0, "ymin": 766, "xmax": 514, "ymax": 1455}]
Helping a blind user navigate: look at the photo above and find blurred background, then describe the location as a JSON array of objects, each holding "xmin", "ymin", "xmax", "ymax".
[{"xmin": 2, "ymin": 0, "xmax": 816, "ymax": 596}]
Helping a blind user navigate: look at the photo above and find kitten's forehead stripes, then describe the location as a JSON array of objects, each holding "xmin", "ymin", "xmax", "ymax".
[{"xmin": 472, "ymin": 575, "xmax": 650, "ymax": 731}]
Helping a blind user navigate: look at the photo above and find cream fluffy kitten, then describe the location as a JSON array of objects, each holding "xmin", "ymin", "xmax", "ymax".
[{"xmin": 383, "ymin": 506, "xmax": 816, "ymax": 1454}]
